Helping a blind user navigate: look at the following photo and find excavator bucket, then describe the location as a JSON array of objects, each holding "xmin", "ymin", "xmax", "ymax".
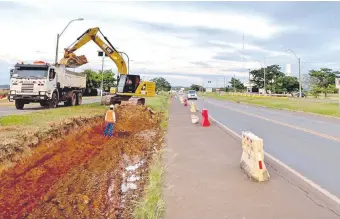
[{"xmin": 59, "ymin": 54, "xmax": 88, "ymax": 68}]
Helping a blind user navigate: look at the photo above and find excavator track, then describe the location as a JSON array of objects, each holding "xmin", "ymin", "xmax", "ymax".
[{"xmin": 100, "ymin": 95, "xmax": 145, "ymax": 106}]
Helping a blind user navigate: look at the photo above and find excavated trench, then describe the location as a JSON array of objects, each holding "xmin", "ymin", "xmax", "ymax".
[{"xmin": 0, "ymin": 105, "xmax": 163, "ymax": 219}]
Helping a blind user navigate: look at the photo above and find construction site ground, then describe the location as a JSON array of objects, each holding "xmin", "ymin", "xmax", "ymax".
[
  {"xmin": 163, "ymin": 98, "xmax": 340, "ymax": 219},
  {"xmin": 0, "ymin": 101, "xmax": 167, "ymax": 219}
]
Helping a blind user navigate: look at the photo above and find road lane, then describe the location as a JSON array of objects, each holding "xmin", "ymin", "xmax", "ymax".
[
  {"xmin": 0, "ymin": 97, "xmax": 101, "ymax": 117},
  {"xmin": 205, "ymin": 98, "xmax": 340, "ymax": 138},
  {"xmin": 196, "ymin": 98, "xmax": 340, "ymax": 199}
]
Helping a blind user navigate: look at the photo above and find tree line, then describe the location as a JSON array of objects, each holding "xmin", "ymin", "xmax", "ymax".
[
  {"xmin": 83, "ymin": 69, "xmax": 172, "ymax": 96},
  {"xmin": 190, "ymin": 64, "xmax": 339, "ymax": 96},
  {"xmin": 83, "ymin": 69, "xmax": 117, "ymax": 96}
]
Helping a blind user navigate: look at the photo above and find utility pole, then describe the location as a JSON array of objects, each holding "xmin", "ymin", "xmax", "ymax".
[
  {"xmin": 285, "ymin": 48, "xmax": 302, "ymax": 98},
  {"xmin": 224, "ymin": 76, "xmax": 226, "ymax": 90},
  {"xmin": 55, "ymin": 18, "xmax": 84, "ymax": 64},
  {"xmin": 233, "ymin": 74, "xmax": 236, "ymax": 92},
  {"xmin": 242, "ymin": 33, "xmax": 245, "ymax": 68},
  {"xmin": 263, "ymin": 58, "xmax": 266, "ymax": 94},
  {"xmin": 264, "ymin": 67, "xmax": 266, "ymax": 93},
  {"xmin": 248, "ymin": 69, "xmax": 251, "ymax": 92},
  {"xmin": 98, "ymin": 51, "xmax": 106, "ymax": 98},
  {"xmin": 298, "ymin": 57, "xmax": 302, "ymax": 98},
  {"xmin": 101, "ymin": 55, "xmax": 105, "ymax": 98}
]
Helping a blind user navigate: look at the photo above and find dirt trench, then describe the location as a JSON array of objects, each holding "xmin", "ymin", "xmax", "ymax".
[{"xmin": 0, "ymin": 105, "xmax": 163, "ymax": 219}]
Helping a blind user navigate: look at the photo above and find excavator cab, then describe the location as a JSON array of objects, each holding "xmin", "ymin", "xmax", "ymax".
[{"xmin": 117, "ymin": 74, "xmax": 140, "ymax": 93}]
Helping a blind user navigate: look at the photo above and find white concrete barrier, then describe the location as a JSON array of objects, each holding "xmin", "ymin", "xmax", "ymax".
[
  {"xmin": 179, "ymin": 96, "xmax": 184, "ymax": 103},
  {"xmin": 240, "ymin": 131, "xmax": 270, "ymax": 182}
]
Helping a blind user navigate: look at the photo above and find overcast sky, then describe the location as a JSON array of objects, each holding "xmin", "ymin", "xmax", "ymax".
[{"xmin": 1, "ymin": 1, "xmax": 340, "ymax": 87}]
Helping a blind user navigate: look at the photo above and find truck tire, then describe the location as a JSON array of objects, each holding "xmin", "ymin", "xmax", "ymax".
[
  {"xmin": 40, "ymin": 101, "xmax": 48, "ymax": 107},
  {"xmin": 15, "ymin": 100, "xmax": 24, "ymax": 110},
  {"xmin": 76, "ymin": 93, "xmax": 82, "ymax": 105},
  {"xmin": 49, "ymin": 92, "xmax": 58, "ymax": 108},
  {"xmin": 71, "ymin": 93, "xmax": 76, "ymax": 106}
]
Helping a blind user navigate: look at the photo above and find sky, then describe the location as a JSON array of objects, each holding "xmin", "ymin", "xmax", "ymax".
[{"xmin": 1, "ymin": 1, "xmax": 340, "ymax": 87}]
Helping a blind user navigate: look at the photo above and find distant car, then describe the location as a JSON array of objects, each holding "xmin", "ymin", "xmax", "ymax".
[
  {"xmin": 293, "ymin": 92, "xmax": 306, "ymax": 98},
  {"xmin": 187, "ymin": 90, "xmax": 198, "ymax": 100}
]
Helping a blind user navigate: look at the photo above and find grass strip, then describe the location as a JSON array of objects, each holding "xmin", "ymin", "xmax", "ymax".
[
  {"xmin": 133, "ymin": 93, "xmax": 170, "ymax": 219},
  {"xmin": 0, "ymin": 103, "xmax": 106, "ymax": 127}
]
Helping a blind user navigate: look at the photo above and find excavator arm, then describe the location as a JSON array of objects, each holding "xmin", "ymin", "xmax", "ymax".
[{"xmin": 59, "ymin": 27, "xmax": 128, "ymax": 75}]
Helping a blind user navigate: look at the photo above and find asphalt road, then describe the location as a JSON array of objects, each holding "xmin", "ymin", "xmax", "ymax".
[
  {"xmin": 0, "ymin": 97, "xmax": 101, "ymax": 117},
  {"xmin": 195, "ymin": 97, "xmax": 340, "ymax": 199}
]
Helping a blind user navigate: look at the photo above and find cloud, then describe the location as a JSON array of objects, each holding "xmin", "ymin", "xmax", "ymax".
[{"xmin": 1, "ymin": 1, "xmax": 340, "ymax": 86}]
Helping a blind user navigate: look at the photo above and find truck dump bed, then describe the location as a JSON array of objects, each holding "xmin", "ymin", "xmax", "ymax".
[{"xmin": 55, "ymin": 65, "xmax": 86, "ymax": 89}]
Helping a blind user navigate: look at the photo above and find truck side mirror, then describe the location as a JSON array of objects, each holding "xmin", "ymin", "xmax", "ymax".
[{"xmin": 49, "ymin": 69, "xmax": 56, "ymax": 81}]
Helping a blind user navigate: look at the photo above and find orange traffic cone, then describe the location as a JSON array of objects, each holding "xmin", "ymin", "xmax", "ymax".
[{"xmin": 201, "ymin": 109, "xmax": 210, "ymax": 127}]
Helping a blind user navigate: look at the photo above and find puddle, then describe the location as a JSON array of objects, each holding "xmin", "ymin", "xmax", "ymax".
[{"xmin": 117, "ymin": 154, "xmax": 146, "ymax": 210}]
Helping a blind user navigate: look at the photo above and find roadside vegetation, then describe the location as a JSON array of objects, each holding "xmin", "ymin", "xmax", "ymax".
[
  {"xmin": 203, "ymin": 92, "xmax": 340, "ymax": 117},
  {"xmin": 134, "ymin": 93, "xmax": 170, "ymax": 219},
  {"xmin": 0, "ymin": 102, "xmax": 106, "ymax": 127}
]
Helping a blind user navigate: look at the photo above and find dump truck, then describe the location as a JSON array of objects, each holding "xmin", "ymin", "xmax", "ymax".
[{"xmin": 8, "ymin": 61, "xmax": 86, "ymax": 109}]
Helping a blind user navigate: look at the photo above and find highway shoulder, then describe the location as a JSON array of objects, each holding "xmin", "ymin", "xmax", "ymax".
[{"xmin": 163, "ymin": 99, "xmax": 340, "ymax": 219}]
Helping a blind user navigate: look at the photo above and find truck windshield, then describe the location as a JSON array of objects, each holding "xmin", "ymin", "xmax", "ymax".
[
  {"xmin": 13, "ymin": 67, "xmax": 48, "ymax": 78},
  {"xmin": 188, "ymin": 90, "xmax": 196, "ymax": 94}
]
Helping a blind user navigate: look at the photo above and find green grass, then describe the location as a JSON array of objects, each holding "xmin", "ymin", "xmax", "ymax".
[
  {"xmin": 0, "ymin": 103, "xmax": 106, "ymax": 127},
  {"xmin": 0, "ymin": 94, "xmax": 169, "ymax": 127},
  {"xmin": 133, "ymin": 150, "xmax": 165, "ymax": 219},
  {"xmin": 203, "ymin": 93, "xmax": 340, "ymax": 117},
  {"xmin": 134, "ymin": 93, "xmax": 170, "ymax": 219}
]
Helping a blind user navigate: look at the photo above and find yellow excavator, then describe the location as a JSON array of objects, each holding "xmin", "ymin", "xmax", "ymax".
[{"xmin": 59, "ymin": 27, "xmax": 155, "ymax": 105}]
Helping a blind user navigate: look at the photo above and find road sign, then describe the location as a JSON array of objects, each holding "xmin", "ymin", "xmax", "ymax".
[{"xmin": 336, "ymin": 78, "xmax": 340, "ymax": 89}]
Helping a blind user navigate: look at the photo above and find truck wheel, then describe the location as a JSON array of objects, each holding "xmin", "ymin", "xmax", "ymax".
[
  {"xmin": 49, "ymin": 92, "xmax": 58, "ymax": 108},
  {"xmin": 40, "ymin": 101, "xmax": 48, "ymax": 107},
  {"xmin": 71, "ymin": 93, "xmax": 76, "ymax": 106},
  {"xmin": 76, "ymin": 93, "xmax": 82, "ymax": 105},
  {"xmin": 15, "ymin": 100, "xmax": 24, "ymax": 110}
]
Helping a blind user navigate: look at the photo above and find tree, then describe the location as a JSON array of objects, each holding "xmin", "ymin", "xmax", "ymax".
[
  {"xmin": 100, "ymin": 69, "xmax": 117, "ymax": 91},
  {"xmin": 229, "ymin": 77, "xmax": 245, "ymax": 91},
  {"xmin": 84, "ymin": 69, "xmax": 101, "ymax": 89},
  {"xmin": 150, "ymin": 77, "xmax": 171, "ymax": 92},
  {"xmin": 250, "ymin": 65, "xmax": 285, "ymax": 89},
  {"xmin": 82, "ymin": 69, "xmax": 116, "ymax": 96},
  {"xmin": 273, "ymin": 76, "xmax": 299, "ymax": 94},
  {"xmin": 308, "ymin": 68, "xmax": 336, "ymax": 97},
  {"xmin": 190, "ymin": 84, "xmax": 205, "ymax": 92}
]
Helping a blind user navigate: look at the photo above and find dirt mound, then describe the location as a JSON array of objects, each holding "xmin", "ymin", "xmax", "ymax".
[
  {"xmin": 0, "ymin": 116, "xmax": 102, "ymax": 174},
  {"xmin": 115, "ymin": 105, "xmax": 160, "ymax": 134},
  {"xmin": 0, "ymin": 104, "xmax": 163, "ymax": 218}
]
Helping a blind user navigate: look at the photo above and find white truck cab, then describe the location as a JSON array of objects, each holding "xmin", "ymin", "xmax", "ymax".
[{"xmin": 8, "ymin": 61, "xmax": 86, "ymax": 110}]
